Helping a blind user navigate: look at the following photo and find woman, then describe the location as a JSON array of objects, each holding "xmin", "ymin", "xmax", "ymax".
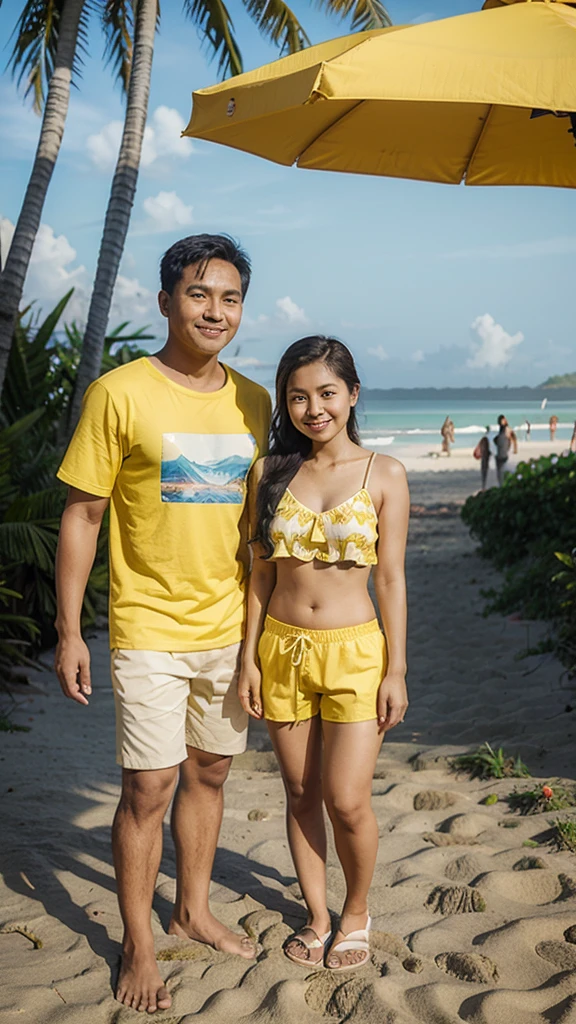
[
  {"xmin": 238, "ymin": 337, "xmax": 409, "ymax": 972},
  {"xmin": 440, "ymin": 416, "xmax": 454, "ymax": 456}
]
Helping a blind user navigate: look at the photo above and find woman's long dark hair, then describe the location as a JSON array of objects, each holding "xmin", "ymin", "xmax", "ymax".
[{"xmin": 256, "ymin": 336, "xmax": 361, "ymax": 558}]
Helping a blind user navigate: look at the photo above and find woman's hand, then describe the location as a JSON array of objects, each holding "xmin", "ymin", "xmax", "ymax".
[
  {"xmin": 377, "ymin": 673, "xmax": 408, "ymax": 732},
  {"xmin": 238, "ymin": 664, "xmax": 264, "ymax": 720}
]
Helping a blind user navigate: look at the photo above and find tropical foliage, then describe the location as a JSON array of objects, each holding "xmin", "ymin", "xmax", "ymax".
[
  {"xmin": 0, "ymin": 291, "xmax": 151, "ymax": 666},
  {"xmin": 461, "ymin": 450, "xmax": 576, "ymax": 674}
]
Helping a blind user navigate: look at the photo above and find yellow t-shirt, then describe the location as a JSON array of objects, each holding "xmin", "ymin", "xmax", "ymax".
[{"xmin": 57, "ymin": 358, "xmax": 271, "ymax": 651}]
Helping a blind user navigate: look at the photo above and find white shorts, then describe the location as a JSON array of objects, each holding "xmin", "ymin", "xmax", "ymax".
[{"xmin": 110, "ymin": 644, "xmax": 246, "ymax": 770}]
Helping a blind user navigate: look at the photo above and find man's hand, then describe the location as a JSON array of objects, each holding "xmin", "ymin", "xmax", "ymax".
[
  {"xmin": 55, "ymin": 635, "xmax": 92, "ymax": 706},
  {"xmin": 377, "ymin": 673, "xmax": 408, "ymax": 733}
]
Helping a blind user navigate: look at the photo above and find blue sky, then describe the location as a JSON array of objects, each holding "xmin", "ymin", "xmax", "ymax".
[{"xmin": 1, "ymin": 0, "xmax": 574, "ymax": 389}]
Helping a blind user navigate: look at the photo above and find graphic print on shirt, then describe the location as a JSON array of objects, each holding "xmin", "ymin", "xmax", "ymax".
[{"xmin": 161, "ymin": 433, "xmax": 256, "ymax": 504}]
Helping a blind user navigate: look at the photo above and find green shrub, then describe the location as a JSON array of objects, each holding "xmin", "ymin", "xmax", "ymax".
[
  {"xmin": 461, "ymin": 452, "xmax": 576, "ymax": 673},
  {"xmin": 461, "ymin": 451, "xmax": 576, "ymax": 569},
  {"xmin": 0, "ymin": 293, "xmax": 153, "ymax": 657},
  {"xmin": 507, "ymin": 782, "xmax": 576, "ymax": 815},
  {"xmin": 452, "ymin": 742, "xmax": 530, "ymax": 780}
]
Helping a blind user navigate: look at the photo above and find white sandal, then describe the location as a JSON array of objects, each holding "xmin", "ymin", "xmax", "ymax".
[
  {"xmin": 284, "ymin": 927, "xmax": 332, "ymax": 968},
  {"xmin": 326, "ymin": 915, "xmax": 371, "ymax": 972}
]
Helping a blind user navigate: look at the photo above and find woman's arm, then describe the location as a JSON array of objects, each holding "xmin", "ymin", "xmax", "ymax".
[
  {"xmin": 371, "ymin": 456, "xmax": 410, "ymax": 731},
  {"xmin": 238, "ymin": 459, "xmax": 276, "ymax": 719}
]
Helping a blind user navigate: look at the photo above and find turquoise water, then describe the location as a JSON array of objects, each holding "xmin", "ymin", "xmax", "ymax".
[{"xmin": 357, "ymin": 400, "xmax": 576, "ymax": 449}]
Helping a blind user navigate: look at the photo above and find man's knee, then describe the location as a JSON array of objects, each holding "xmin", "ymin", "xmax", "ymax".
[
  {"xmin": 181, "ymin": 747, "xmax": 232, "ymax": 791},
  {"xmin": 119, "ymin": 765, "xmax": 178, "ymax": 819}
]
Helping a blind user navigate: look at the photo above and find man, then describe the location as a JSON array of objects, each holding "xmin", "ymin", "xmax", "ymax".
[
  {"xmin": 494, "ymin": 414, "xmax": 511, "ymax": 486},
  {"xmin": 55, "ymin": 234, "xmax": 271, "ymax": 1014}
]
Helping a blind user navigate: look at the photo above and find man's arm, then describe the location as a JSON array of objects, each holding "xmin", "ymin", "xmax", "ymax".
[{"xmin": 54, "ymin": 487, "xmax": 109, "ymax": 706}]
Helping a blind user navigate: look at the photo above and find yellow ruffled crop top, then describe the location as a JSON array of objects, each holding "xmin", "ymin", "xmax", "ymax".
[{"xmin": 269, "ymin": 452, "xmax": 378, "ymax": 566}]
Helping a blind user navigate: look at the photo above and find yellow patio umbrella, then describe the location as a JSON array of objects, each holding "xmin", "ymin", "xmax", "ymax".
[{"xmin": 183, "ymin": 1, "xmax": 576, "ymax": 188}]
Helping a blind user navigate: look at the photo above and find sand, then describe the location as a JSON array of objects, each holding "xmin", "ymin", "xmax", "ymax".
[{"xmin": 1, "ymin": 462, "xmax": 576, "ymax": 1023}]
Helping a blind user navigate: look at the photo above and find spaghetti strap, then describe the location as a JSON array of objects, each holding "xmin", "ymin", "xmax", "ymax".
[{"xmin": 362, "ymin": 451, "xmax": 377, "ymax": 489}]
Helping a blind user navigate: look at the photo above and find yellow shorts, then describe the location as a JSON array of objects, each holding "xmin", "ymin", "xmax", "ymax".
[{"xmin": 259, "ymin": 616, "xmax": 387, "ymax": 724}]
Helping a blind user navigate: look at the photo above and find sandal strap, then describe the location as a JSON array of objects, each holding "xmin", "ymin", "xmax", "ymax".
[
  {"xmin": 330, "ymin": 915, "xmax": 371, "ymax": 953},
  {"xmin": 330, "ymin": 936, "xmax": 369, "ymax": 953},
  {"xmin": 290, "ymin": 928, "xmax": 331, "ymax": 950}
]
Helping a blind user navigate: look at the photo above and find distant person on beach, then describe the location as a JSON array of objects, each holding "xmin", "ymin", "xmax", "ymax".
[
  {"xmin": 571, "ymin": 420, "xmax": 576, "ymax": 453},
  {"xmin": 474, "ymin": 426, "xmax": 491, "ymax": 489},
  {"xmin": 550, "ymin": 414, "xmax": 559, "ymax": 441},
  {"xmin": 440, "ymin": 415, "xmax": 455, "ymax": 456},
  {"xmin": 525, "ymin": 419, "xmax": 531, "ymax": 441},
  {"xmin": 54, "ymin": 235, "xmax": 271, "ymax": 1014},
  {"xmin": 238, "ymin": 337, "xmax": 409, "ymax": 973},
  {"xmin": 494, "ymin": 414, "xmax": 512, "ymax": 486}
]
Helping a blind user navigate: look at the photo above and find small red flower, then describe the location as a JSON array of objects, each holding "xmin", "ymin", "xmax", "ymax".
[{"xmin": 542, "ymin": 785, "xmax": 553, "ymax": 800}]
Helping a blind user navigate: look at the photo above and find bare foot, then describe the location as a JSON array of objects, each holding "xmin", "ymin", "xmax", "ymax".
[
  {"xmin": 116, "ymin": 945, "xmax": 172, "ymax": 1014},
  {"xmin": 168, "ymin": 912, "xmax": 256, "ymax": 959}
]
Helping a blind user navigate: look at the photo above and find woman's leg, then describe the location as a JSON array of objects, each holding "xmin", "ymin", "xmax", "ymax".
[
  {"xmin": 322, "ymin": 719, "xmax": 384, "ymax": 966},
  {"xmin": 268, "ymin": 717, "xmax": 331, "ymax": 942}
]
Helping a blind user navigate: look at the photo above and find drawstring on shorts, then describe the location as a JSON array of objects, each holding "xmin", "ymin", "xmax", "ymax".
[{"xmin": 279, "ymin": 633, "xmax": 313, "ymax": 715}]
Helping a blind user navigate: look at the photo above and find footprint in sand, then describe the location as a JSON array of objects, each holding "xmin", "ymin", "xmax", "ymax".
[
  {"xmin": 413, "ymin": 790, "xmax": 458, "ymax": 811},
  {"xmin": 513, "ymin": 856, "xmax": 546, "ymax": 871},
  {"xmin": 305, "ymin": 972, "xmax": 371, "ymax": 1016},
  {"xmin": 426, "ymin": 884, "xmax": 486, "ymax": 915},
  {"xmin": 535, "ymin": 940, "xmax": 576, "ymax": 971},
  {"xmin": 445, "ymin": 854, "xmax": 485, "ymax": 882},
  {"xmin": 438, "ymin": 812, "xmax": 493, "ymax": 839},
  {"xmin": 423, "ymin": 832, "xmax": 480, "ymax": 847},
  {"xmin": 402, "ymin": 955, "xmax": 424, "ymax": 973},
  {"xmin": 474, "ymin": 869, "xmax": 576, "ymax": 906},
  {"xmin": 435, "ymin": 951, "xmax": 499, "ymax": 984}
]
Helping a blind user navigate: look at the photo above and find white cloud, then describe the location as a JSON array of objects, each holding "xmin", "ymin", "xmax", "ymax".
[
  {"xmin": 26, "ymin": 222, "xmax": 89, "ymax": 321},
  {"xmin": 411, "ymin": 349, "xmax": 425, "ymax": 363},
  {"xmin": 226, "ymin": 356, "xmax": 272, "ymax": 369},
  {"xmin": 468, "ymin": 313, "xmax": 524, "ymax": 369},
  {"xmin": 87, "ymin": 105, "xmax": 192, "ymax": 172},
  {"xmin": 367, "ymin": 345, "xmax": 389, "ymax": 361},
  {"xmin": 143, "ymin": 190, "xmax": 193, "ymax": 232},
  {"xmin": 276, "ymin": 295, "xmax": 308, "ymax": 325},
  {"xmin": 1, "ymin": 214, "xmax": 156, "ymax": 331},
  {"xmin": 111, "ymin": 274, "xmax": 156, "ymax": 323}
]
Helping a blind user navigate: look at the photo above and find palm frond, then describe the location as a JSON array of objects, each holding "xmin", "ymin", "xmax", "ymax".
[
  {"xmin": 243, "ymin": 0, "xmax": 310, "ymax": 55},
  {"xmin": 183, "ymin": 0, "xmax": 242, "ymax": 77},
  {"xmin": 316, "ymin": 0, "xmax": 391, "ymax": 32},
  {"xmin": 6, "ymin": 0, "xmax": 93, "ymax": 112},
  {"xmin": 0, "ymin": 521, "xmax": 59, "ymax": 572},
  {"xmin": 102, "ymin": 0, "xmax": 134, "ymax": 93}
]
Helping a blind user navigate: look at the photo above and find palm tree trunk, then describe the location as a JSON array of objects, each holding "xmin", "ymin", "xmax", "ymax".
[
  {"xmin": 69, "ymin": 0, "xmax": 157, "ymax": 430},
  {"xmin": 0, "ymin": 0, "xmax": 87, "ymax": 397}
]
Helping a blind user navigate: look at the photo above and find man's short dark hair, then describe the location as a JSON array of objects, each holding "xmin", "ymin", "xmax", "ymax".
[{"xmin": 160, "ymin": 234, "xmax": 251, "ymax": 298}]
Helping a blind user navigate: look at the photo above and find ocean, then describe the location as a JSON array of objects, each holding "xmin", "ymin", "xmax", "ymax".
[{"xmin": 357, "ymin": 399, "xmax": 576, "ymax": 449}]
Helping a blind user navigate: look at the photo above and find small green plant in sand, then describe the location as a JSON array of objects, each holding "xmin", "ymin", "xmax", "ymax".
[
  {"xmin": 0, "ymin": 711, "xmax": 30, "ymax": 733},
  {"xmin": 553, "ymin": 819, "xmax": 576, "ymax": 853},
  {"xmin": 508, "ymin": 783, "xmax": 576, "ymax": 816},
  {"xmin": 452, "ymin": 742, "xmax": 530, "ymax": 781}
]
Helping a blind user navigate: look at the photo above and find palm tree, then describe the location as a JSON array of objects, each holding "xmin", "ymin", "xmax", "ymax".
[
  {"xmin": 0, "ymin": 0, "xmax": 88, "ymax": 396},
  {"xmin": 69, "ymin": 0, "xmax": 392, "ymax": 426},
  {"xmin": 0, "ymin": 0, "xmax": 136, "ymax": 398}
]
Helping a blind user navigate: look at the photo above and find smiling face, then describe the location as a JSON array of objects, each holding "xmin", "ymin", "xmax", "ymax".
[
  {"xmin": 158, "ymin": 258, "xmax": 243, "ymax": 357},
  {"xmin": 286, "ymin": 360, "xmax": 359, "ymax": 444}
]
